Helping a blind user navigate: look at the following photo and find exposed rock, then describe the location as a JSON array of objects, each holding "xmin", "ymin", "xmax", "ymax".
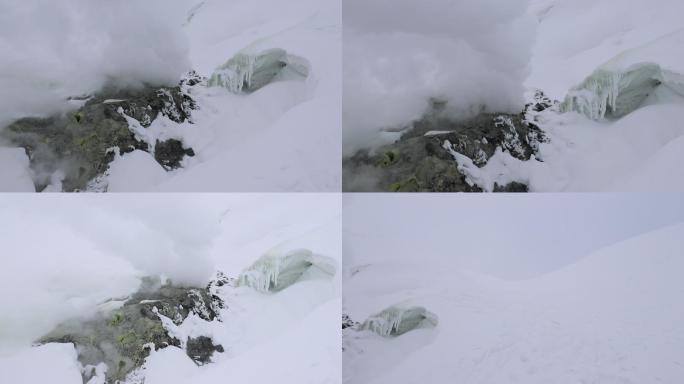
[
  {"xmin": 37, "ymin": 276, "xmax": 225, "ymax": 384},
  {"xmin": 1, "ymin": 80, "xmax": 197, "ymax": 191},
  {"xmin": 186, "ymin": 336, "xmax": 224, "ymax": 365},
  {"xmin": 154, "ymin": 139, "xmax": 195, "ymax": 170},
  {"xmin": 342, "ymin": 314, "xmax": 359, "ymax": 330},
  {"xmin": 343, "ymin": 100, "xmax": 547, "ymax": 192}
]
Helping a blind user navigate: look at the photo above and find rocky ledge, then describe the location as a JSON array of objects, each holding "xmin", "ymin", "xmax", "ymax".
[
  {"xmin": 343, "ymin": 93, "xmax": 555, "ymax": 192},
  {"xmin": 1, "ymin": 71, "xmax": 204, "ymax": 192},
  {"xmin": 37, "ymin": 274, "xmax": 229, "ymax": 384}
]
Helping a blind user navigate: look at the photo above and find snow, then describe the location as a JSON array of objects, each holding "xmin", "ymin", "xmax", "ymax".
[
  {"xmin": 423, "ymin": 131, "xmax": 454, "ymax": 136},
  {"xmin": 344, "ymin": 195, "xmax": 684, "ymax": 383},
  {"xmin": 105, "ymin": 150, "xmax": 169, "ymax": 192},
  {"xmin": 0, "ymin": 193, "xmax": 340, "ymax": 383}
]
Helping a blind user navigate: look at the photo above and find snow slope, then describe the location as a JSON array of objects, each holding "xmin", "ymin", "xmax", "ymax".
[
  {"xmin": 0, "ymin": 194, "xmax": 341, "ymax": 383},
  {"xmin": 344, "ymin": 222, "xmax": 684, "ymax": 384}
]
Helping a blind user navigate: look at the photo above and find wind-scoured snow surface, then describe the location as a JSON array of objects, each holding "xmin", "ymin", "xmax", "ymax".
[
  {"xmin": 0, "ymin": 193, "xmax": 341, "ymax": 383},
  {"xmin": 342, "ymin": 0, "xmax": 535, "ymax": 153},
  {"xmin": 0, "ymin": 0, "xmax": 341, "ymax": 192},
  {"xmin": 344, "ymin": 194, "xmax": 684, "ymax": 383}
]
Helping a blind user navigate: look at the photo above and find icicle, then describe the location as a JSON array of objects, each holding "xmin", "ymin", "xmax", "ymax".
[
  {"xmin": 359, "ymin": 305, "xmax": 438, "ymax": 337},
  {"xmin": 561, "ymin": 62, "xmax": 664, "ymax": 120},
  {"xmin": 237, "ymin": 249, "xmax": 336, "ymax": 293}
]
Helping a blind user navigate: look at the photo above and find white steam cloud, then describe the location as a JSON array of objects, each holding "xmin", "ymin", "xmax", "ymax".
[
  {"xmin": 0, "ymin": 195, "xmax": 220, "ymax": 349},
  {"xmin": 0, "ymin": 0, "xmax": 192, "ymax": 127},
  {"xmin": 343, "ymin": 0, "xmax": 535, "ymax": 153}
]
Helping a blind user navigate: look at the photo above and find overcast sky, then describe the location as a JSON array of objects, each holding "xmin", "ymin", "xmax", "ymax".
[{"xmin": 344, "ymin": 193, "xmax": 684, "ymax": 279}]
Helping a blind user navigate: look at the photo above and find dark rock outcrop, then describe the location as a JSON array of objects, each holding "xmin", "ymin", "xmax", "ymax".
[
  {"xmin": 342, "ymin": 313, "xmax": 358, "ymax": 330},
  {"xmin": 1, "ymin": 78, "xmax": 199, "ymax": 192},
  {"xmin": 343, "ymin": 99, "xmax": 547, "ymax": 192},
  {"xmin": 154, "ymin": 139, "xmax": 196, "ymax": 170},
  {"xmin": 186, "ymin": 336, "xmax": 224, "ymax": 365},
  {"xmin": 38, "ymin": 276, "xmax": 226, "ymax": 384}
]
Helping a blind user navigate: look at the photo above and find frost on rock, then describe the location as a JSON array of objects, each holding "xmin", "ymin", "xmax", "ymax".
[
  {"xmin": 237, "ymin": 249, "xmax": 336, "ymax": 293},
  {"xmin": 208, "ymin": 48, "xmax": 309, "ymax": 93},
  {"xmin": 359, "ymin": 305, "xmax": 438, "ymax": 337},
  {"xmin": 561, "ymin": 62, "xmax": 665, "ymax": 120}
]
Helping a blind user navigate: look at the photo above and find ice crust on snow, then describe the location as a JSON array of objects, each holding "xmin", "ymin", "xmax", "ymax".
[
  {"xmin": 360, "ymin": 305, "xmax": 438, "ymax": 337},
  {"xmin": 237, "ymin": 249, "xmax": 336, "ymax": 293},
  {"xmin": 208, "ymin": 48, "xmax": 310, "ymax": 93}
]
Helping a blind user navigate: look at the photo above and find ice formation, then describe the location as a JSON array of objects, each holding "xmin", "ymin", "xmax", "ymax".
[
  {"xmin": 359, "ymin": 305, "xmax": 438, "ymax": 337},
  {"xmin": 561, "ymin": 30, "xmax": 684, "ymax": 120},
  {"xmin": 208, "ymin": 48, "xmax": 309, "ymax": 93},
  {"xmin": 562, "ymin": 63, "xmax": 664, "ymax": 120},
  {"xmin": 237, "ymin": 249, "xmax": 336, "ymax": 293}
]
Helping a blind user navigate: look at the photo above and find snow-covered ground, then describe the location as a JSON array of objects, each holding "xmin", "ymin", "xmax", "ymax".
[
  {"xmin": 343, "ymin": 194, "xmax": 684, "ymax": 383},
  {"xmin": 0, "ymin": 193, "xmax": 341, "ymax": 383},
  {"xmin": 0, "ymin": 0, "xmax": 340, "ymax": 192}
]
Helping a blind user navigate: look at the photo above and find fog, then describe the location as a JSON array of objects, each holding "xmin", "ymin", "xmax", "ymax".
[
  {"xmin": 344, "ymin": 193, "xmax": 684, "ymax": 279},
  {"xmin": 0, "ymin": 195, "xmax": 221, "ymax": 350},
  {"xmin": 0, "ymin": 0, "xmax": 192, "ymax": 127},
  {"xmin": 343, "ymin": 0, "xmax": 535, "ymax": 153}
]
